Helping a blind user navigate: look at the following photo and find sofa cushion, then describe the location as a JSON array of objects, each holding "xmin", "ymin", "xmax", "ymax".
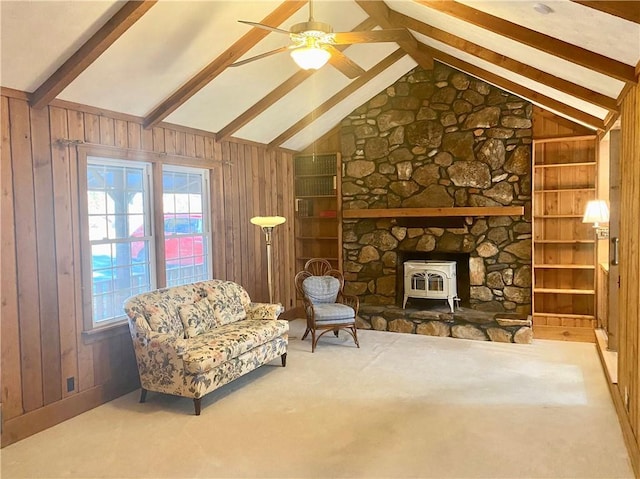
[
  {"xmin": 179, "ymin": 299, "xmax": 215, "ymax": 338},
  {"xmin": 181, "ymin": 319, "xmax": 289, "ymax": 374},
  {"xmin": 138, "ymin": 283, "xmax": 203, "ymax": 336},
  {"xmin": 205, "ymin": 281, "xmax": 249, "ymax": 325},
  {"xmin": 145, "ymin": 298, "xmax": 184, "ymax": 336},
  {"xmin": 302, "ymin": 276, "xmax": 340, "ymax": 304}
]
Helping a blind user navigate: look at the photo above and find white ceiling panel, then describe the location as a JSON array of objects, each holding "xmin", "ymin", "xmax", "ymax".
[
  {"xmin": 58, "ymin": 1, "xmax": 284, "ymax": 115},
  {"xmin": 0, "ymin": 0, "xmax": 120, "ymax": 91},
  {"xmin": 456, "ymin": 0, "xmax": 640, "ymax": 65}
]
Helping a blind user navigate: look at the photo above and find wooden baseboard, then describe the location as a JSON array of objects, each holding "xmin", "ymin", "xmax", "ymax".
[
  {"xmin": 1, "ymin": 379, "xmax": 137, "ymax": 447},
  {"xmin": 533, "ymin": 325, "xmax": 595, "ymax": 342},
  {"xmin": 596, "ymin": 333, "xmax": 640, "ymax": 478}
]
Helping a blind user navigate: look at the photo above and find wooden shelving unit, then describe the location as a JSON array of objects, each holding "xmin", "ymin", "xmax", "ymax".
[
  {"xmin": 294, "ymin": 153, "xmax": 342, "ymax": 276},
  {"xmin": 532, "ymin": 136, "xmax": 598, "ymax": 341}
]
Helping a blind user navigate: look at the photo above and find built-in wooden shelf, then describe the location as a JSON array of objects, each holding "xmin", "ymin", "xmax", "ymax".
[
  {"xmin": 534, "ymin": 161, "xmax": 596, "ymax": 168},
  {"xmin": 342, "ymin": 206, "xmax": 524, "ymax": 219},
  {"xmin": 534, "ymin": 288, "xmax": 595, "ymax": 295},
  {"xmin": 534, "ymin": 264, "xmax": 595, "ymax": 269},
  {"xmin": 297, "ymin": 216, "xmax": 337, "ymax": 220},
  {"xmin": 534, "ymin": 239, "xmax": 595, "ymax": 244}
]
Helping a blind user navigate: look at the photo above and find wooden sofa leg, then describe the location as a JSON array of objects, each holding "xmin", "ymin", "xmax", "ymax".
[
  {"xmin": 281, "ymin": 352, "xmax": 287, "ymax": 367},
  {"xmin": 194, "ymin": 398, "xmax": 201, "ymax": 416},
  {"xmin": 139, "ymin": 388, "xmax": 147, "ymax": 403}
]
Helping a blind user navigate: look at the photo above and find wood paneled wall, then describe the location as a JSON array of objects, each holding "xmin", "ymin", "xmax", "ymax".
[
  {"xmin": 0, "ymin": 91, "xmax": 296, "ymax": 446},
  {"xmin": 614, "ymin": 81, "xmax": 640, "ymax": 475}
]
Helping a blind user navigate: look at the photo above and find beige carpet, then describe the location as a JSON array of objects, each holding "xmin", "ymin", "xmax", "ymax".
[{"xmin": 1, "ymin": 320, "xmax": 633, "ymax": 479}]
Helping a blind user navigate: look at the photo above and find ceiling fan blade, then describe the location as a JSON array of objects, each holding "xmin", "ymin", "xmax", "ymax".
[
  {"xmin": 332, "ymin": 28, "xmax": 412, "ymax": 45},
  {"xmin": 324, "ymin": 45, "xmax": 365, "ymax": 79},
  {"xmin": 238, "ymin": 20, "xmax": 291, "ymax": 35},
  {"xmin": 230, "ymin": 46, "xmax": 293, "ymax": 67}
]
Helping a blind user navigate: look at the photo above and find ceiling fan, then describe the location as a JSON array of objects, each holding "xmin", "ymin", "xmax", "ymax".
[{"xmin": 230, "ymin": 1, "xmax": 412, "ymax": 78}]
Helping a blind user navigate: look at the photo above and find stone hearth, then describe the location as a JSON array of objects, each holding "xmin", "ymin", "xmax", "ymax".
[{"xmin": 357, "ymin": 304, "xmax": 533, "ymax": 343}]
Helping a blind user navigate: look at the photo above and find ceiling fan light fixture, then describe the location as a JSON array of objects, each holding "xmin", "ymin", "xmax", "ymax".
[{"xmin": 290, "ymin": 46, "xmax": 331, "ymax": 70}]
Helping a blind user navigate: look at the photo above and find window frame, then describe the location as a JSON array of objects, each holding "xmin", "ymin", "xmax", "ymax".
[{"xmin": 77, "ymin": 146, "xmax": 216, "ymax": 335}]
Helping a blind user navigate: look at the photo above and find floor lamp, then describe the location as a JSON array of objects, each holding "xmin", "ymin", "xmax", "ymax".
[{"xmin": 250, "ymin": 216, "xmax": 286, "ymax": 303}]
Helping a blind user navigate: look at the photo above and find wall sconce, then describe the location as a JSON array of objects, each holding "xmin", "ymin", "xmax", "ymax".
[
  {"xmin": 250, "ymin": 216, "xmax": 286, "ymax": 303},
  {"xmin": 582, "ymin": 200, "xmax": 610, "ymax": 239}
]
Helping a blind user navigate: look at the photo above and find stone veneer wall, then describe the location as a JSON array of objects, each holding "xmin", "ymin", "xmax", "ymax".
[{"xmin": 340, "ymin": 63, "xmax": 533, "ymax": 315}]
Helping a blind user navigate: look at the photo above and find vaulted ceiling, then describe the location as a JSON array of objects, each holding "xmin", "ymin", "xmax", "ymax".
[{"xmin": 2, "ymin": 1, "xmax": 639, "ymax": 151}]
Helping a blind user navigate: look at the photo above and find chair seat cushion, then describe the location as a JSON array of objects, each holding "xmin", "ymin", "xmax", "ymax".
[
  {"xmin": 181, "ymin": 319, "xmax": 288, "ymax": 374},
  {"xmin": 313, "ymin": 303, "xmax": 356, "ymax": 322}
]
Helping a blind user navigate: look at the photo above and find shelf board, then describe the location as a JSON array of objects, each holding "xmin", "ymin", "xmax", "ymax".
[
  {"xmin": 533, "ymin": 161, "xmax": 596, "ymax": 168},
  {"xmin": 535, "ymin": 188, "xmax": 596, "ymax": 193},
  {"xmin": 343, "ymin": 206, "xmax": 524, "ymax": 219},
  {"xmin": 296, "ymin": 216, "xmax": 337, "ymax": 220},
  {"xmin": 533, "ymin": 135, "xmax": 597, "ymax": 144},
  {"xmin": 296, "ymin": 195, "xmax": 336, "ymax": 199},
  {"xmin": 534, "ymin": 264, "xmax": 595, "ymax": 269},
  {"xmin": 534, "ymin": 239, "xmax": 595, "ymax": 244},
  {"xmin": 295, "ymin": 173, "xmax": 336, "ymax": 178},
  {"xmin": 298, "ymin": 256, "xmax": 338, "ymax": 261},
  {"xmin": 533, "ymin": 214, "xmax": 585, "ymax": 218},
  {"xmin": 533, "ymin": 312, "xmax": 596, "ymax": 320},
  {"xmin": 296, "ymin": 237, "xmax": 338, "ymax": 240},
  {"xmin": 534, "ymin": 288, "xmax": 595, "ymax": 295}
]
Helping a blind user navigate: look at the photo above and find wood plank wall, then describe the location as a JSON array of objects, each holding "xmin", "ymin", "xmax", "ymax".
[
  {"xmin": 615, "ymin": 81, "xmax": 640, "ymax": 475},
  {"xmin": 0, "ymin": 91, "xmax": 296, "ymax": 446}
]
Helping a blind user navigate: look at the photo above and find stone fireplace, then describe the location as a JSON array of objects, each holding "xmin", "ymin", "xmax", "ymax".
[{"xmin": 339, "ymin": 62, "xmax": 533, "ymax": 341}]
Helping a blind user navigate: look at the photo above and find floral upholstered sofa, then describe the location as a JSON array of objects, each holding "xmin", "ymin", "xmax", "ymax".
[{"xmin": 123, "ymin": 280, "xmax": 288, "ymax": 415}]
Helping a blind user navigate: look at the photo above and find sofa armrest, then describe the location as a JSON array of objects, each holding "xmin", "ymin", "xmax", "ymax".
[{"xmin": 246, "ymin": 302, "xmax": 284, "ymax": 320}]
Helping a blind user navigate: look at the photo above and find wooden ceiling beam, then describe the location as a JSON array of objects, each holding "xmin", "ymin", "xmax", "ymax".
[
  {"xmin": 269, "ymin": 49, "xmax": 407, "ymax": 148},
  {"xmin": 30, "ymin": 0, "xmax": 157, "ymax": 109},
  {"xmin": 414, "ymin": 0, "xmax": 637, "ymax": 84},
  {"xmin": 418, "ymin": 43, "xmax": 605, "ymax": 130},
  {"xmin": 389, "ymin": 9, "xmax": 619, "ymax": 113},
  {"xmin": 142, "ymin": 0, "xmax": 306, "ymax": 129},
  {"xmin": 570, "ymin": 1, "xmax": 640, "ymax": 24},
  {"xmin": 216, "ymin": 17, "xmax": 377, "ymax": 141},
  {"xmin": 355, "ymin": 1, "xmax": 433, "ymax": 70}
]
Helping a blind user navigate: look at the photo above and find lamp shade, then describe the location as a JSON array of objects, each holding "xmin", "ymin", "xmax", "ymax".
[
  {"xmin": 290, "ymin": 46, "xmax": 331, "ymax": 70},
  {"xmin": 250, "ymin": 216, "xmax": 286, "ymax": 228},
  {"xmin": 582, "ymin": 200, "xmax": 610, "ymax": 226}
]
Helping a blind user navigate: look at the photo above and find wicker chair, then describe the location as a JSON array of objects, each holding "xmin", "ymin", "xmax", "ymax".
[{"xmin": 294, "ymin": 258, "xmax": 360, "ymax": 352}]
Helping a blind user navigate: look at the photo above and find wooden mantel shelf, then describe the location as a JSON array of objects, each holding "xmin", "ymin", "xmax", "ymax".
[{"xmin": 342, "ymin": 206, "xmax": 524, "ymax": 219}]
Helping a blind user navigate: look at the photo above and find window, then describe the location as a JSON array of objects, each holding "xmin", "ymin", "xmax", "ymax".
[
  {"xmin": 162, "ymin": 165, "xmax": 211, "ymax": 287},
  {"xmin": 86, "ymin": 158, "xmax": 154, "ymax": 326},
  {"xmin": 83, "ymin": 154, "xmax": 212, "ymax": 330}
]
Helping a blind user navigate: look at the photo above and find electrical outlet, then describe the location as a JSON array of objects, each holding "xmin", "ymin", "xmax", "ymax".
[{"xmin": 67, "ymin": 377, "xmax": 75, "ymax": 392}]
